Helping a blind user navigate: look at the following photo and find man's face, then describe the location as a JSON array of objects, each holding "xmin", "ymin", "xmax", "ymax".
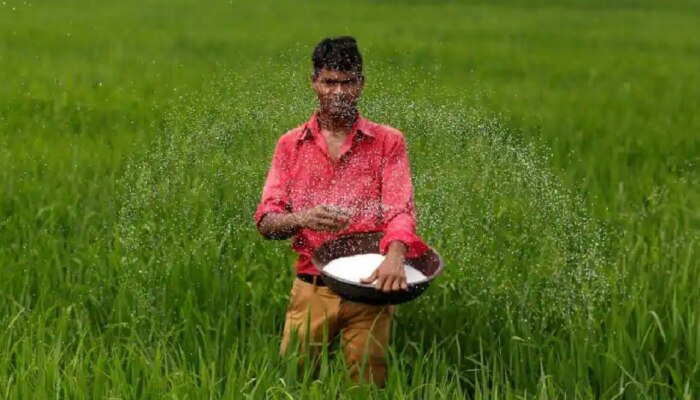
[{"xmin": 312, "ymin": 68, "xmax": 364, "ymax": 118}]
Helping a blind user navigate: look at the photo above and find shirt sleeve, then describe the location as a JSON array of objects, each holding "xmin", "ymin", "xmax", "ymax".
[
  {"xmin": 378, "ymin": 132, "xmax": 430, "ymax": 258},
  {"xmin": 254, "ymin": 137, "xmax": 292, "ymax": 231}
]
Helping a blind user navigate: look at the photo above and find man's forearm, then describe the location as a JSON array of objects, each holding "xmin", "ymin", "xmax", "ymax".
[{"xmin": 258, "ymin": 212, "xmax": 302, "ymax": 240}]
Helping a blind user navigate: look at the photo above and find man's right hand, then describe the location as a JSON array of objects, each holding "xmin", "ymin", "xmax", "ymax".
[{"xmin": 295, "ymin": 205, "xmax": 352, "ymax": 232}]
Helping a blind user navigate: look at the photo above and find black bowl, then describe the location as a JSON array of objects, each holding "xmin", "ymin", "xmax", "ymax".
[{"xmin": 311, "ymin": 232, "xmax": 444, "ymax": 305}]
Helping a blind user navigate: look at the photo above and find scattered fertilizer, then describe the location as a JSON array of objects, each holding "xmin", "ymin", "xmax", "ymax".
[{"xmin": 323, "ymin": 253, "xmax": 428, "ymax": 285}]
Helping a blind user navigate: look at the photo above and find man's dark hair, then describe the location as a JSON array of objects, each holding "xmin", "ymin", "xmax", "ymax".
[{"xmin": 312, "ymin": 36, "xmax": 363, "ymax": 76}]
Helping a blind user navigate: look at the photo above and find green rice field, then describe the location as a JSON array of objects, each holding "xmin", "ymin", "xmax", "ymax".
[{"xmin": 1, "ymin": 0, "xmax": 699, "ymax": 398}]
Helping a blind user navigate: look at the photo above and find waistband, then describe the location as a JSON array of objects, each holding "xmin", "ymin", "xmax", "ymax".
[{"xmin": 297, "ymin": 273, "xmax": 327, "ymax": 287}]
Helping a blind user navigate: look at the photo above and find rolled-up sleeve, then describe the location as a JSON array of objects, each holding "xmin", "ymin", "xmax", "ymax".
[
  {"xmin": 378, "ymin": 132, "xmax": 430, "ymax": 258},
  {"xmin": 254, "ymin": 138, "xmax": 291, "ymax": 231}
]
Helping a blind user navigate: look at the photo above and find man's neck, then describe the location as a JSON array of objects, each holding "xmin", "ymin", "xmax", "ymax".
[{"xmin": 317, "ymin": 109, "xmax": 358, "ymax": 136}]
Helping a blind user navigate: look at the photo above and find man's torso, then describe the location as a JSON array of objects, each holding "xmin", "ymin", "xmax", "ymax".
[{"xmin": 278, "ymin": 114, "xmax": 401, "ymax": 274}]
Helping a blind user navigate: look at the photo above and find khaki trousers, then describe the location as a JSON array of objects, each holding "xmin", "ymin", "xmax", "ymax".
[{"xmin": 280, "ymin": 277, "xmax": 394, "ymax": 387}]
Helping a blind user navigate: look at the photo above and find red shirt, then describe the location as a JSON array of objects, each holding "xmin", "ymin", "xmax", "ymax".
[{"xmin": 254, "ymin": 112, "xmax": 429, "ymax": 275}]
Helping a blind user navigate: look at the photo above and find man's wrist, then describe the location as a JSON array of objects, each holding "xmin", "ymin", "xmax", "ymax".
[
  {"xmin": 387, "ymin": 241, "xmax": 408, "ymax": 259},
  {"xmin": 290, "ymin": 211, "xmax": 304, "ymax": 230}
]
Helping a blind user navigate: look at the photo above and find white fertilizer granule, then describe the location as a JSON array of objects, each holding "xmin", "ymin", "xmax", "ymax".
[{"xmin": 323, "ymin": 253, "xmax": 428, "ymax": 285}]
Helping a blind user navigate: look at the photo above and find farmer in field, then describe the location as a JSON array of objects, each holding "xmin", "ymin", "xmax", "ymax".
[{"xmin": 254, "ymin": 36, "xmax": 429, "ymax": 386}]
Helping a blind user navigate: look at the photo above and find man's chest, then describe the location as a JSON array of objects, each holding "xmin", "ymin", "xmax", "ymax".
[
  {"xmin": 287, "ymin": 144, "xmax": 384, "ymax": 205},
  {"xmin": 324, "ymin": 137, "xmax": 345, "ymax": 161}
]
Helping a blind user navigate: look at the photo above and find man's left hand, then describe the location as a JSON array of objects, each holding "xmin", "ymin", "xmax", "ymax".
[{"xmin": 360, "ymin": 254, "xmax": 408, "ymax": 292}]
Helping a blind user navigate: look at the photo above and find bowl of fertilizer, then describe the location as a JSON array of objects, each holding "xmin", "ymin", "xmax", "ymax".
[{"xmin": 311, "ymin": 232, "xmax": 444, "ymax": 305}]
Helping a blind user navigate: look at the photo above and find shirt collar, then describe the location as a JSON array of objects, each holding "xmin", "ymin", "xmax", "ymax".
[{"xmin": 297, "ymin": 111, "xmax": 374, "ymax": 141}]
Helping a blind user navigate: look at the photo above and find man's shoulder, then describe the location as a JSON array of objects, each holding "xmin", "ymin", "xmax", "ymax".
[
  {"xmin": 274, "ymin": 123, "xmax": 307, "ymax": 148},
  {"xmin": 361, "ymin": 118, "xmax": 405, "ymax": 140},
  {"xmin": 362, "ymin": 118, "xmax": 406, "ymax": 147}
]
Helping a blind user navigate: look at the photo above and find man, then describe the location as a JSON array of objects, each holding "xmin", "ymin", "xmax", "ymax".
[{"xmin": 254, "ymin": 36, "xmax": 429, "ymax": 387}]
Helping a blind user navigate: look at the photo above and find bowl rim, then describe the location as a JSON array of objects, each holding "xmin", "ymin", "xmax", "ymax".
[
  {"xmin": 320, "ymin": 250, "xmax": 444, "ymax": 288},
  {"xmin": 312, "ymin": 232, "xmax": 445, "ymax": 289}
]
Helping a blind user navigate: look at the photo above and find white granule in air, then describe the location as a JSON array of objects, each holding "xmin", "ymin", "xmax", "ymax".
[{"xmin": 323, "ymin": 253, "xmax": 428, "ymax": 284}]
